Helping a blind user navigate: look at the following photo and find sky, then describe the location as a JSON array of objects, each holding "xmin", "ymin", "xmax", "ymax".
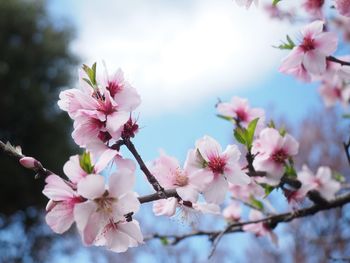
[{"xmin": 46, "ymin": 0, "xmax": 325, "ymax": 261}]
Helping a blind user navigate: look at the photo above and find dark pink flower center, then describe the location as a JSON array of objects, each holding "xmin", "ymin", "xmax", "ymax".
[
  {"xmin": 98, "ymin": 131, "xmax": 112, "ymax": 143},
  {"xmin": 304, "ymin": 0, "xmax": 324, "ymax": 9},
  {"xmin": 271, "ymin": 149, "xmax": 288, "ymax": 164},
  {"xmin": 235, "ymin": 108, "xmax": 248, "ymax": 122},
  {"xmin": 107, "ymin": 80, "xmax": 122, "ymax": 97},
  {"xmin": 208, "ymin": 155, "xmax": 226, "ymax": 174},
  {"xmin": 121, "ymin": 118, "xmax": 139, "ymax": 139},
  {"xmin": 300, "ymin": 36, "xmax": 315, "ymax": 52}
]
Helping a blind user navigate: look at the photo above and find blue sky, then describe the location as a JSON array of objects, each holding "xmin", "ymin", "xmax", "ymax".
[{"xmin": 46, "ymin": 0, "xmax": 326, "ymax": 261}]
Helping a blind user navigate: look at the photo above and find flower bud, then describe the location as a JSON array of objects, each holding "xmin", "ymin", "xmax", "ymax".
[{"xmin": 19, "ymin": 157, "xmax": 40, "ymax": 169}]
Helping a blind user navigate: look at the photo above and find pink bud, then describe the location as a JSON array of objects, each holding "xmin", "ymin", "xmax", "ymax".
[{"xmin": 19, "ymin": 157, "xmax": 39, "ymax": 169}]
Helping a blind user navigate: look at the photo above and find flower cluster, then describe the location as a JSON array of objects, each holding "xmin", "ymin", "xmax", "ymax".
[{"xmin": 30, "ymin": 60, "xmax": 344, "ymax": 253}]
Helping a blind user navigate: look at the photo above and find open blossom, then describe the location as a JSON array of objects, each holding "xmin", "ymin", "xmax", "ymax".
[
  {"xmin": 319, "ymin": 81, "xmax": 350, "ymax": 108},
  {"xmin": 185, "ymin": 136, "xmax": 250, "ymax": 204},
  {"xmin": 229, "ymin": 181, "xmax": 265, "ymax": 202},
  {"xmin": 150, "ymin": 152, "xmax": 212, "ymax": 202},
  {"xmin": 243, "ymin": 210, "xmax": 278, "ymax": 245},
  {"xmin": 73, "ymin": 159, "xmax": 142, "ymax": 252},
  {"xmin": 302, "ymin": 0, "xmax": 324, "ymax": 18},
  {"xmin": 279, "ymin": 20, "xmax": 338, "ymax": 80},
  {"xmin": 335, "ymin": 0, "xmax": 350, "ymax": 17},
  {"xmin": 222, "ymin": 201, "xmax": 241, "ymax": 222},
  {"xmin": 58, "ymin": 66, "xmax": 140, "ymax": 153},
  {"xmin": 297, "ymin": 166, "xmax": 341, "ymax": 200},
  {"xmin": 252, "ymin": 128, "xmax": 299, "ymax": 186},
  {"xmin": 217, "ymin": 96, "xmax": 265, "ymax": 129},
  {"xmin": 152, "ymin": 197, "xmax": 220, "ymax": 221},
  {"xmin": 235, "ymin": 0, "xmax": 258, "ymax": 9},
  {"xmin": 42, "ymin": 175, "xmax": 83, "ymax": 234}
]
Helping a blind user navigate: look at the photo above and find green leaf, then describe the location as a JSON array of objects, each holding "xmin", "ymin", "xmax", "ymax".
[
  {"xmin": 234, "ymin": 128, "xmax": 246, "ymax": 145},
  {"xmin": 342, "ymin": 114, "xmax": 350, "ymax": 119},
  {"xmin": 279, "ymin": 126, "xmax": 287, "ymax": 137},
  {"xmin": 216, "ymin": 114, "xmax": 233, "ymax": 122},
  {"xmin": 160, "ymin": 237, "xmax": 169, "ymax": 246},
  {"xmin": 79, "ymin": 152, "xmax": 94, "ymax": 174},
  {"xmin": 274, "ymin": 35, "xmax": 295, "ymax": 50},
  {"xmin": 267, "ymin": 120, "xmax": 276, "ymax": 129},
  {"xmin": 249, "ymin": 196, "xmax": 264, "ymax": 210},
  {"xmin": 284, "ymin": 164, "xmax": 297, "ymax": 178},
  {"xmin": 272, "ymin": 0, "xmax": 282, "ymax": 5},
  {"xmin": 82, "ymin": 63, "xmax": 97, "ymax": 87},
  {"xmin": 333, "ymin": 171, "xmax": 345, "ymax": 183},
  {"xmin": 260, "ymin": 183, "xmax": 275, "ymax": 197},
  {"xmin": 246, "ymin": 118, "xmax": 259, "ymax": 150},
  {"xmin": 196, "ymin": 149, "xmax": 208, "ymax": 168}
]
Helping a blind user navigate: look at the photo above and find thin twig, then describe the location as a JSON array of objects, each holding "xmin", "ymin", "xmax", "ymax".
[
  {"xmin": 122, "ymin": 138, "xmax": 167, "ymax": 199},
  {"xmin": 327, "ymin": 56, "xmax": 350, "ymax": 67},
  {"xmin": 148, "ymin": 192, "xmax": 350, "ymax": 247},
  {"xmin": 0, "ymin": 140, "xmax": 53, "ymax": 178},
  {"xmin": 343, "ymin": 137, "xmax": 350, "ymax": 166}
]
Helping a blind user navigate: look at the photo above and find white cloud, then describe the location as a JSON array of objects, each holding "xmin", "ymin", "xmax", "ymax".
[{"xmin": 71, "ymin": 0, "xmax": 295, "ymax": 116}]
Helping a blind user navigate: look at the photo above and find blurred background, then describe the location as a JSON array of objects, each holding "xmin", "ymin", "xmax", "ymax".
[{"xmin": 0, "ymin": 0, "xmax": 349, "ymax": 262}]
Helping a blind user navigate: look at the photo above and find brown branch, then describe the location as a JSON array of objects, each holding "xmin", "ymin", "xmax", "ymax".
[
  {"xmin": 343, "ymin": 137, "xmax": 350, "ymax": 166},
  {"xmin": 122, "ymin": 138, "xmax": 167, "ymax": 199},
  {"xmin": 138, "ymin": 189, "xmax": 178, "ymax": 204},
  {"xmin": 0, "ymin": 140, "xmax": 53, "ymax": 178},
  {"xmin": 148, "ymin": 192, "xmax": 350, "ymax": 248},
  {"xmin": 327, "ymin": 56, "xmax": 350, "ymax": 67}
]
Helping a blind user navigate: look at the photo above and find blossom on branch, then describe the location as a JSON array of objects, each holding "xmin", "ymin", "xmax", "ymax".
[
  {"xmin": 279, "ymin": 20, "xmax": 338, "ymax": 80},
  {"xmin": 335, "ymin": 0, "xmax": 350, "ymax": 17},
  {"xmin": 252, "ymin": 128, "xmax": 299, "ymax": 186},
  {"xmin": 185, "ymin": 136, "xmax": 250, "ymax": 204}
]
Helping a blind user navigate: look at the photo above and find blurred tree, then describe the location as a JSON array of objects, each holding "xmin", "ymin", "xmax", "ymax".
[{"xmin": 0, "ymin": 0, "xmax": 78, "ymax": 214}]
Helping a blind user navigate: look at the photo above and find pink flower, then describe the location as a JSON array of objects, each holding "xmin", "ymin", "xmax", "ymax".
[
  {"xmin": 319, "ymin": 81, "xmax": 350, "ymax": 108},
  {"xmin": 279, "ymin": 20, "xmax": 338, "ymax": 78},
  {"xmin": 186, "ymin": 136, "xmax": 250, "ymax": 204},
  {"xmin": 252, "ymin": 128, "xmax": 299, "ymax": 186},
  {"xmin": 93, "ymin": 220, "xmax": 143, "ymax": 253},
  {"xmin": 150, "ymin": 152, "xmax": 212, "ymax": 202},
  {"xmin": 153, "ymin": 197, "xmax": 178, "ymax": 217},
  {"xmin": 222, "ymin": 202, "xmax": 241, "ymax": 222},
  {"xmin": 335, "ymin": 0, "xmax": 350, "ymax": 17},
  {"xmin": 229, "ymin": 181, "xmax": 265, "ymax": 202},
  {"xmin": 42, "ymin": 175, "xmax": 82, "ymax": 234},
  {"xmin": 298, "ymin": 166, "xmax": 341, "ymax": 200},
  {"xmin": 235, "ymin": 0, "xmax": 258, "ymax": 9},
  {"xmin": 74, "ymin": 160, "xmax": 140, "ymax": 248},
  {"xmin": 243, "ymin": 210, "xmax": 278, "ymax": 244},
  {"xmin": 58, "ymin": 66, "xmax": 141, "ymax": 152},
  {"xmin": 302, "ymin": 0, "xmax": 324, "ymax": 19},
  {"xmin": 19, "ymin": 157, "xmax": 40, "ymax": 169},
  {"xmin": 217, "ymin": 96, "xmax": 265, "ymax": 129},
  {"xmin": 152, "ymin": 198, "xmax": 220, "ymax": 221}
]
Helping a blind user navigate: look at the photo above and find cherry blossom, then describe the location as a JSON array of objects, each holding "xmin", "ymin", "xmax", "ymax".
[
  {"xmin": 252, "ymin": 128, "xmax": 299, "ymax": 186},
  {"xmin": 302, "ymin": 0, "xmax": 324, "ymax": 19},
  {"xmin": 243, "ymin": 210, "xmax": 278, "ymax": 244},
  {"xmin": 297, "ymin": 165, "xmax": 341, "ymax": 200},
  {"xmin": 222, "ymin": 201, "xmax": 241, "ymax": 222},
  {"xmin": 229, "ymin": 181, "xmax": 265, "ymax": 202},
  {"xmin": 150, "ymin": 152, "xmax": 212, "ymax": 202},
  {"xmin": 185, "ymin": 136, "xmax": 250, "ymax": 204},
  {"xmin": 58, "ymin": 66, "xmax": 140, "ymax": 152},
  {"xmin": 74, "ymin": 159, "xmax": 141, "ymax": 250},
  {"xmin": 279, "ymin": 20, "xmax": 338, "ymax": 79},
  {"xmin": 335, "ymin": 0, "xmax": 350, "ymax": 17},
  {"xmin": 42, "ymin": 174, "xmax": 82, "ymax": 234},
  {"xmin": 217, "ymin": 96, "xmax": 265, "ymax": 129}
]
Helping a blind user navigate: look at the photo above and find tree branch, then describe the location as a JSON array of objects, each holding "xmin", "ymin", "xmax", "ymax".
[
  {"xmin": 122, "ymin": 138, "xmax": 168, "ymax": 199},
  {"xmin": 0, "ymin": 140, "xmax": 53, "ymax": 178},
  {"xmin": 327, "ymin": 56, "xmax": 350, "ymax": 67},
  {"xmin": 343, "ymin": 137, "xmax": 350, "ymax": 166},
  {"xmin": 148, "ymin": 192, "xmax": 350, "ymax": 247}
]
